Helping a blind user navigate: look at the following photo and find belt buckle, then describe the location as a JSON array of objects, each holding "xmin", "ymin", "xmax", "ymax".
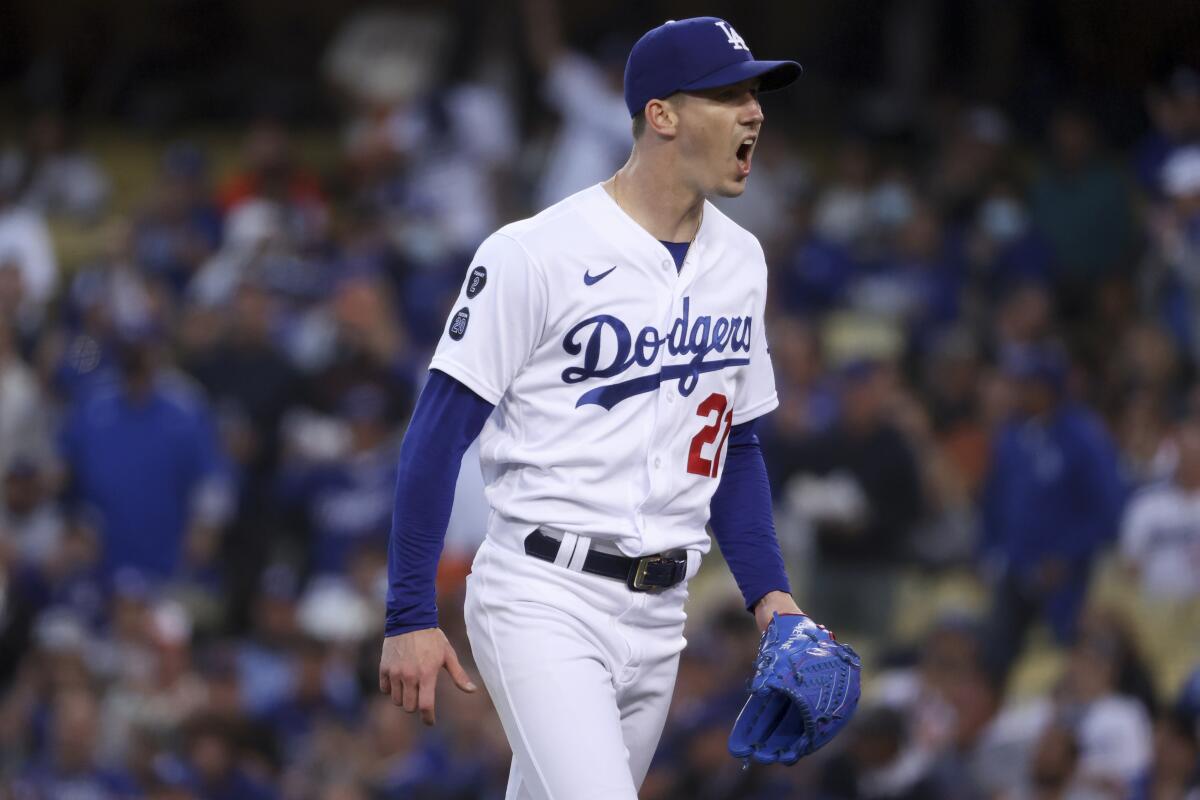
[{"xmin": 628, "ymin": 554, "xmax": 667, "ymax": 592}]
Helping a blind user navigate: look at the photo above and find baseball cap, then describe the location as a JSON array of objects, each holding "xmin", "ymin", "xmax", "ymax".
[{"xmin": 624, "ymin": 17, "xmax": 801, "ymax": 117}]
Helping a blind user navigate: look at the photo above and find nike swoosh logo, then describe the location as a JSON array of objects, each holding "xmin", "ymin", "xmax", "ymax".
[{"xmin": 584, "ymin": 266, "xmax": 617, "ymax": 286}]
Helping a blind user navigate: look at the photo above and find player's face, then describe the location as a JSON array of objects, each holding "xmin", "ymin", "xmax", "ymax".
[{"xmin": 675, "ymin": 77, "xmax": 764, "ymax": 198}]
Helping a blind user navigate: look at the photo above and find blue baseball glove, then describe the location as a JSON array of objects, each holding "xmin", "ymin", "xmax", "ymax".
[{"xmin": 728, "ymin": 613, "xmax": 862, "ymax": 765}]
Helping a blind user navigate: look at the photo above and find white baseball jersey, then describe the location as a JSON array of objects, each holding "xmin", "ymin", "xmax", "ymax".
[
  {"xmin": 429, "ymin": 183, "xmax": 778, "ymax": 557},
  {"xmin": 1119, "ymin": 482, "xmax": 1200, "ymax": 600}
]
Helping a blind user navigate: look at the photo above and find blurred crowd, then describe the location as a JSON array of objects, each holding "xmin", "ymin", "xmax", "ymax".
[{"xmin": 1, "ymin": 4, "xmax": 1200, "ymax": 799}]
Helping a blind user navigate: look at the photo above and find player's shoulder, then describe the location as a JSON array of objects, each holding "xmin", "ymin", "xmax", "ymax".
[
  {"xmin": 701, "ymin": 201, "xmax": 765, "ymax": 250},
  {"xmin": 701, "ymin": 200, "xmax": 768, "ymax": 264},
  {"xmin": 490, "ymin": 184, "xmax": 604, "ymax": 257}
]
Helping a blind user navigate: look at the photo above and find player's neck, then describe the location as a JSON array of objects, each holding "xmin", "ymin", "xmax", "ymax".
[{"xmin": 605, "ymin": 156, "xmax": 704, "ymax": 243}]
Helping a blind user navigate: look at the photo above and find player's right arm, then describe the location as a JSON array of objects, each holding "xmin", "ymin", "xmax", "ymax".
[
  {"xmin": 382, "ymin": 231, "xmax": 546, "ymax": 725},
  {"xmin": 380, "ymin": 370, "xmax": 491, "ymax": 725}
]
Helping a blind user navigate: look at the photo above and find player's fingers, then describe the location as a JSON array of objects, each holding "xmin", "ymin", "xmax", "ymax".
[
  {"xmin": 389, "ymin": 673, "xmax": 405, "ymax": 707},
  {"xmin": 418, "ymin": 672, "xmax": 438, "ymax": 726},
  {"xmin": 444, "ymin": 644, "xmax": 478, "ymax": 693},
  {"xmin": 402, "ymin": 675, "xmax": 420, "ymax": 714},
  {"xmin": 379, "ymin": 669, "xmax": 390, "ymax": 695}
]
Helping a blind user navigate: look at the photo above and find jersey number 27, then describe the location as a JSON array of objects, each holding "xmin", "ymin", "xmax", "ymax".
[{"xmin": 687, "ymin": 393, "xmax": 734, "ymax": 478}]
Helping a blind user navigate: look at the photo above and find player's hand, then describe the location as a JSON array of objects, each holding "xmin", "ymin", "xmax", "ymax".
[
  {"xmin": 753, "ymin": 590, "xmax": 803, "ymax": 633},
  {"xmin": 729, "ymin": 612, "xmax": 862, "ymax": 765},
  {"xmin": 379, "ymin": 628, "xmax": 478, "ymax": 726}
]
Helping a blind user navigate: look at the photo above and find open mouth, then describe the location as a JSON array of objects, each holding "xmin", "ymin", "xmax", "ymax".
[{"xmin": 736, "ymin": 136, "xmax": 756, "ymax": 175}]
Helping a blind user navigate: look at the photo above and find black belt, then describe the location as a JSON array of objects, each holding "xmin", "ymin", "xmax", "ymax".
[{"xmin": 523, "ymin": 529, "xmax": 688, "ymax": 592}]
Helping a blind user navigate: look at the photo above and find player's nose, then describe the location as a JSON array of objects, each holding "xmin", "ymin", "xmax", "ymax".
[{"xmin": 742, "ymin": 94, "xmax": 764, "ymax": 126}]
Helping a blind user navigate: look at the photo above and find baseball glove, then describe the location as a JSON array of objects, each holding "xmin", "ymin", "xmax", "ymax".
[{"xmin": 728, "ymin": 613, "xmax": 862, "ymax": 765}]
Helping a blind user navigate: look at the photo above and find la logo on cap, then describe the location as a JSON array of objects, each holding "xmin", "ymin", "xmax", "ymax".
[{"xmin": 715, "ymin": 20, "xmax": 748, "ymax": 51}]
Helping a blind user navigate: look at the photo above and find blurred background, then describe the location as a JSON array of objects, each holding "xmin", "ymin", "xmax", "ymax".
[{"xmin": 1, "ymin": 0, "xmax": 1200, "ymax": 798}]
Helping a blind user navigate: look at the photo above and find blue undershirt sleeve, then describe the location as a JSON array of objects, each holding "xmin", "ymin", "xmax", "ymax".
[
  {"xmin": 385, "ymin": 369, "xmax": 495, "ymax": 637},
  {"xmin": 708, "ymin": 419, "xmax": 792, "ymax": 611}
]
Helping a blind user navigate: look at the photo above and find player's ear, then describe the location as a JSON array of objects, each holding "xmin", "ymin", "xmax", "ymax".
[{"xmin": 644, "ymin": 97, "xmax": 679, "ymax": 139}]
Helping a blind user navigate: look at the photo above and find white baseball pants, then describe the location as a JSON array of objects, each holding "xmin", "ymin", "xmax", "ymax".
[{"xmin": 464, "ymin": 534, "xmax": 697, "ymax": 800}]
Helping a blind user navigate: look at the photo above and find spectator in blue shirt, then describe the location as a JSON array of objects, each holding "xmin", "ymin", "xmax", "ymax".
[
  {"xmin": 278, "ymin": 384, "xmax": 398, "ymax": 575},
  {"xmin": 234, "ymin": 564, "xmax": 303, "ymax": 718},
  {"xmin": 980, "ymin": 343, "xmax": 1127, "ymax": 680},
  {"xmin": 967, "ymin": 178, "xmax": 1055, "ymax": 294},
  {"xmin": 59, "ymin": 329, "xmax": 233, "ymax": 581},
  {"xmin": 1132, "ymin": 67, "xmax": 1200, "ymax": 200},
  {"xmin": 259, "ymin": 636, "xmax": 359, "ymax": 763},
  {"xmin": 14, "ymin": 685, "xmax": 141, "ymax": 799},
  {"xmin": 776, "ymin": 192, "xmax": 858, "ymax": 315},
  {"xmin": 133, "ymin": 142, "xmax": 223, "ymax": 297},
  {"xmin": 178, "ymin": 713, "xmax": 279, "ymax": 800},
  {"xmin": 848, "ymin": 199, "xmax": 967, "ymax": 354}
]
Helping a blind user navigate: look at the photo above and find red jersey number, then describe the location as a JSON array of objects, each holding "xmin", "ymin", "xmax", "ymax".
[{"xmin": 687, "ymin": 392, "xmax": 734, "ymax": 478}]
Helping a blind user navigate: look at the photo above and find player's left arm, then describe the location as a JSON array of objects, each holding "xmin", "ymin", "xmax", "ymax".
[
  {"xmin": 716, "ymin": 419, "xmax": 863, "ymax": 766},
  {"xmin": 753, "ymin": 590, "xmax": 803, "ymax": 631},
  {"xmin": 713, "ymin": 245, "xmax": 799, "ymax": 631},
  {"xmin": 716, "ymin": 422, "xmax": 862, "ymax": 765},
  {"xmin": 709, "ymin": 419, "xmax": 797, "ymax": 632}
]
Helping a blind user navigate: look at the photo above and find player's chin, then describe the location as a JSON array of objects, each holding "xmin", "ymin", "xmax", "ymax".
[{"xmin": 712, "ymin": 174, "xmax": 750, "ymax": 198}]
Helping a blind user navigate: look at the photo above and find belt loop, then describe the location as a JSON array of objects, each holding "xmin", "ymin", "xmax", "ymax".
[
  {"xmin": 553, "ymin": 531, "xmax": 578, "ymax": 568},
  {"xmin": 685, "ymin": 550, "xmax": 701, "ymax": 581},
  {"xmin": 567, "ymin": 536, "xmax": 591, "ymax": 572}
]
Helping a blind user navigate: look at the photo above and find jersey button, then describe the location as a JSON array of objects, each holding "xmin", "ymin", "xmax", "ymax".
[
  {"xmin": 660, "ymin": 259, "xmax": 672, "ymax": 270},
  {"xmin": 653, "ymin": 457, "xmax": 662, "ymax": 468}
]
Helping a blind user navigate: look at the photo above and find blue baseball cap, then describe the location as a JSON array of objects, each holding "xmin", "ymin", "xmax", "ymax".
[{"xmin": 624, "ymin": 17, "xmax": 802, "ymax": 118}]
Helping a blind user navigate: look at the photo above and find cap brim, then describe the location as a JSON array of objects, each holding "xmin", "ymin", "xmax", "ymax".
[{"xmin": 681, "ymin": 59, "xmax": 802, "ymax": 94}]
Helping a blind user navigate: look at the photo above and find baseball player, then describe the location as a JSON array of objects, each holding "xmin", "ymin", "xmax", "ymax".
[{"xmin": 380, "ymin": 17, "xmax": 857, "ymax": 799}]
